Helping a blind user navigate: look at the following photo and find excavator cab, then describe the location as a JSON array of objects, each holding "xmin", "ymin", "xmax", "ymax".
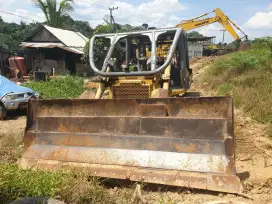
[{"xmin": 21, "ymin": 28, "xmax": 242, "ymax": 194}]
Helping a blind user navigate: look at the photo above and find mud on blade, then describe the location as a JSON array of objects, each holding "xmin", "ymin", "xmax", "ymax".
[{"xmin": 21, "ymin": 97, "xmax": 242, "ymax": 193}]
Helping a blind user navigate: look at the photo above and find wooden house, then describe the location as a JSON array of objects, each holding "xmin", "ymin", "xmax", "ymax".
[{"xmin": 21, "ymin": 25, "xmax": 91, "ymax": 76}]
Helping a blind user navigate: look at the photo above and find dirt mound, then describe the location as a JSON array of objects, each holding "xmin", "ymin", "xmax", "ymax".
[
  {"xmin": 190, "ymin": 58, "xmax": 272, "ymax": 198},
  {"xmin": 235, "ymin": 109, "xmax": 272, "ymax": 190},
  {"xmin": 190, "ymin": 56, "xmax": 218, "ymax": 66}
]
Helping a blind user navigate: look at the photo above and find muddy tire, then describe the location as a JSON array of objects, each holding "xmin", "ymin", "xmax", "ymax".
[{"xmin": 0, "ymin": 103, "xmax": 7, "ymax": 120}]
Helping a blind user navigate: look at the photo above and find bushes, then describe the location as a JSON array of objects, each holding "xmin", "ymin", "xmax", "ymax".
[
  {"xmin": 23, "ymin": 76, "xmax": 84, "ymax": 99},
  {"xmin": 204, "ymin": 37, "xmax": 272, "ymax": 138},
  {"xmin": 209, "ymin": 48, "xmax": 271, "ymax": 77},
  {"xmin": 252, "ymin": 37, "xmax": 272, "ymax": 50},
  {"xmin": 0, "ymin": 164, "xmax": 63, "ymax": 203}
]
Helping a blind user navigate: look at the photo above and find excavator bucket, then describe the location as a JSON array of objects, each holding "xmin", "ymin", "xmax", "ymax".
[{"xmin": 21, "ymin": 97, "xmax": 242, "ymax": 193}]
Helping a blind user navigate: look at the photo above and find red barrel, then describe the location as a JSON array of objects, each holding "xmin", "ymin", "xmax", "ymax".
[{"xmin": 8, "ymin": 56, "xmax": 28, "ymax": 77}]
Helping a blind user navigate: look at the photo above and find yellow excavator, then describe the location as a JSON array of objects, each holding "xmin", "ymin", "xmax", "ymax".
[
  {"xmin": 145, "ymin": 8, "xmax": 247, "ymax": 57},
  {"xmin": 21, "ymin": 28, "xmax": 243, "ymax": 194},
  {"xmin": 177, "ymin": 8, "xmax": 247, "ymax": 41}
]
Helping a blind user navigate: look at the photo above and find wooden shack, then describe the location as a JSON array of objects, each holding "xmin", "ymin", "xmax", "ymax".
[
  {"xmin": 0, "ymin": 46, "xmax": 10, "ymax": 76},
  {"xmin": 187, "ymin": 36, "xmax": 216, "ymax": 59},
  {"xmin": 21, "ymin": 25, "xmax": 91, "ymax": 76}
]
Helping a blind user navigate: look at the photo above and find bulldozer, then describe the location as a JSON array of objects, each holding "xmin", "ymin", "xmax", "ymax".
[{"xmin": 21, "ymin": 28, "xmax": 242, "ymax": 193}]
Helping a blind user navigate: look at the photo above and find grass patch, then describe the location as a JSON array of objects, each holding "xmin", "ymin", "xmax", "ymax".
[
  {"xmin": 0, "ymin": 132, "xmax": 23, "ymax": 149},
  {"xmin": 23, "ymin": 76, "xmax": 84, "ymax": 99},
  {"xmin": 0, "ymin": 164, "xmax": 63, "ymax": 203},
  {"xmin": 0, "ymin": 132, "xmax": 24, "ymax": 164},
  {"xmin": 204, "ymin": 37, "xmax": 272, "ymax": 138},
  {"xmin": 216, "ymin": 83, "xmax": 233, "ymax": 96},
  {"xmin": 0, "ymin": 164, "xmax": 124, "ymax": 204}
]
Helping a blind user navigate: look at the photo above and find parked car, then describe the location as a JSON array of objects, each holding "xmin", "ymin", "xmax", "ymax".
[{"xmin": 0, "ymin": 75, "xmax": 39, "ymax": 119}]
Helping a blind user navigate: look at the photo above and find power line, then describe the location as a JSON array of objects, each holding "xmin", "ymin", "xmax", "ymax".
[
  {"xmin": 0, "ymin": 8, "xmax": 103, "ymax": 24},
  {"xmin": 1, "ymin": 8, "xmax": 41, "ymax": 18},
  {"xmin": 0, "ymin": 9, "xmax": 37, "ymax": 22}
]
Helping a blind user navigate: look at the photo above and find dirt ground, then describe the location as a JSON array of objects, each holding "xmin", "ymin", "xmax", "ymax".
[{"xmin": 1, "ymin": 57, "xmax": 272, "ymax": 203}]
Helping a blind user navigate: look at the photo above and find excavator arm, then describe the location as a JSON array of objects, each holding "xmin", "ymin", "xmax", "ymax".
[{"xmin": 177, "ymin": 8, "xmax": 247, "ymax": 41}]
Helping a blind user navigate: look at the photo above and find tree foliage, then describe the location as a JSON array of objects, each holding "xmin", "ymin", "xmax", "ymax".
[
  {"xmin": 187, "ymin": 31, "xmax": 204, "ymax": 38},
  {"xmin": 61, "ymin": 15, "xmax": 94, "ymax": 37},
  {"xmin": 0, "ymin": 19, "xmax": 38, "ymax": 50},
  {"xmin": 31, "ymin": 0, "xmax": 74, "ymax": 27}
]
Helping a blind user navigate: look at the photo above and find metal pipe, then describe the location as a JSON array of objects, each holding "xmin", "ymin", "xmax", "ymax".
[
  {"xmin": 89, "ymin": 28, "xmax": 183, "ymax": 77},
  {"xmin": 125, "ymin": 38, "xmax": 131, "ymax": 70},
  {"xmin": 151, "ymin": 31, "xmax": 156, "ymax": 71},
  {"xmin": 101, "ymin": 35, "xmax": 117, "ymax": 72}
]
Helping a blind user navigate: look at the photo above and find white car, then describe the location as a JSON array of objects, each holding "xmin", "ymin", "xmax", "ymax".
[{"xmin": 0, "ymin": 75, "xmax": 39, "ymax": 119}]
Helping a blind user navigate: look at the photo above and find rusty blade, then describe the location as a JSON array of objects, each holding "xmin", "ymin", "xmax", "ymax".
[
  {"xmin": 20, "ymin": 158, "xmax": 243, "ymax": 194},
  {"xmin": 22, "ymin": 97, "xmax": 242, "ymax": 193}
]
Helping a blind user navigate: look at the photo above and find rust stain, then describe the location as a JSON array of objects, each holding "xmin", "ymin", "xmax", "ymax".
[
  {"xmin": 175, "ymin": 144, "xmax": 185, "ymax": 152},
  {"xmin": 175, "ymin": 143, "xmax": 197, "ymax": 153},
  {"xmin": 186, "ymin": 143, "xmax": 197, "ymax": 153},
  {"xmin": 216, "ymin": 155, "xmax": 225, "ymax": 173},
  {"xmin": 145, "ymin": 142, "xmax": 154, "ymax": 150},
  {"xmin": 58, "ymin": 124, "xmax": 68, "ymax": 132},
  {"xmin": 20, "ymin": 157, "xmax": 242, "ymax": 193},
  {"xmin": 210, "ymin": 155, "xmax": 214, "ymax": 170},
  {"xmin": 225, "ymin": 158, "xmax": 236, "ymax": 174}
]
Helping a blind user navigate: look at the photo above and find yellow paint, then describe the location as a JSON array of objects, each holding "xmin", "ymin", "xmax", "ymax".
[{"xmin": 170, "ymin": 89, "xmax": 186, "ymax": 96}]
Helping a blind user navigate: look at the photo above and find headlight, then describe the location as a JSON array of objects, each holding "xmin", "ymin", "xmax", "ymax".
[
  {"xmin": 2, "ymin": 94, "xmax": 18, "ymax": 101},
  {"xmin": 24, "ymin": 93, "xmax": 30, "ymax": 98}
]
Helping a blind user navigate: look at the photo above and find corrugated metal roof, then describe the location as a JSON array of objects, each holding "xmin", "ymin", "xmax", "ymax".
[
  {"xmin": 21, "ymin": 42, "xmax": 64, "ymax": 48},
  {"xmin": 44, "ymin": 25, "xmax": 88, "ymax": 48},
  {"xmin": 21, "ymin": 25, "xmax": 88, "ymax": 54},
  {"xmin": 21, "ymin": 42, "xmax": 84, "ymax": 54}
]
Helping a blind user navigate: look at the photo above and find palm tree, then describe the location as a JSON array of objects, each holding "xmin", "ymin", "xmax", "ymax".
[{"xmin": 32, "ymin": 0, "xmax": 74, "ymax": 27}]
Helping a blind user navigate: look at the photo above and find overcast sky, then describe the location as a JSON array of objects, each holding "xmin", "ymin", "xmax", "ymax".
[{"xmin": 0, "ymin": 0, "xmax": 271, "ymax": 43}]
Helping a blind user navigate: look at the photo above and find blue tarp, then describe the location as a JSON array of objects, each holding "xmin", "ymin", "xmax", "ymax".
[{"xmin": 0, "ymin": 75, "xmax": 36, "ymax": 98}]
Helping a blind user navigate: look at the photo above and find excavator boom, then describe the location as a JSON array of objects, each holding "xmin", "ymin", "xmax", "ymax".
[{"xmin": 177, "ymin": 8, "xmax": 247, "ymax": 41}]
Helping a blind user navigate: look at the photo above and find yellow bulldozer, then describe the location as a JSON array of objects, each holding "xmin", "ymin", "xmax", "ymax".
[{"xmin": 21, "ymin": 28, "xmax": 242, "ymax": 193}]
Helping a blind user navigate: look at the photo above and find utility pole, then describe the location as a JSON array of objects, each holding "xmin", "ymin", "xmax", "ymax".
[
  {"xmin": 220, "ymin": 29, "xmax": 226, "ymax": 45},
  {"xmin": 0, "ymin": 46, "xmax": 3, "ymax": 75},
  {"xmin": 109, "ymin": 7, "xmax": 118, "ymax": 25}
]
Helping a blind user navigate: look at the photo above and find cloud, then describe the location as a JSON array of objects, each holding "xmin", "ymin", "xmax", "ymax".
[
  {"xmin": 74, "ymin": 0, "xmax": 186, "ymax": 28},
  {"xmin": 243, "ymin": 3, "xmax": 272, "ymax": 40},
  {"xmin": 268, "ymin": 3, "xmax": 272, "ymax": 11},
  {"xmin": 0, "ymin": 0, "xmax": 185, "ymax": 28},
  {"xmin": 245, "ymin": 11, "xmax": 272, "ymax": 29}
]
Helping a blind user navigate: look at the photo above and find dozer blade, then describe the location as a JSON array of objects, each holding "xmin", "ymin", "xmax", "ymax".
[{"xmin": 21, "ymin": 97, "xmax": 242, "ymax": 193}]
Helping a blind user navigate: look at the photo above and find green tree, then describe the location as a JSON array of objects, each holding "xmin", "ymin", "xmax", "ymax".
[
  {"xmin": 0, "ymin": 16, "xmax": 38, "ymax": 49},
  {"xmin": 61, "ymin": 15, "xmax": 94, "ymax": 37},
  {"xmin": 187, "ymin": 31, "xmax": 204, "ymax": 38},
  {"xmin": 32, "ymin": 0, "xmax": 74, "ymax": 27}
]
